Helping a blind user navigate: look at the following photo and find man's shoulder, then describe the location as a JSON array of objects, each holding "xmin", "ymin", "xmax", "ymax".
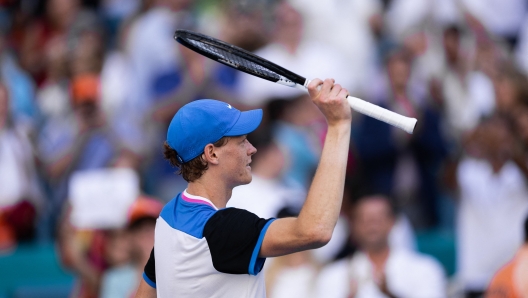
[{"xmin": 158, "ymin": 193, "xmax": 218, "ymax": 238}]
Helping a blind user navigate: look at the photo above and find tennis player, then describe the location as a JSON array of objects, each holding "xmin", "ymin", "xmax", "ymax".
[{"xmin": 135, "ymin": 78, "xmax": 351, "ymax": 298}]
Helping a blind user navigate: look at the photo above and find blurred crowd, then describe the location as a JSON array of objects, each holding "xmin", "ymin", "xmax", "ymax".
[{"xmin": 0, "ymin": 0, "xmax": 528, "ymax": 297}]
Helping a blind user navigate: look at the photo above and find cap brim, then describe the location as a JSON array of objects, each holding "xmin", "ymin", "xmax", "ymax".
[{"xmin": 225, "ymin": 109, "xmax": 263, "ymax": 136}]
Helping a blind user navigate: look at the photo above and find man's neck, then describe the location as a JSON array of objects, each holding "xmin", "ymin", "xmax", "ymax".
[
  {"xmin": 186, "ymin": 180, "xmax": 232, "ymax": 209},
  {"xmin": 366, "ymin": 245, "xmax": 390, "ymax": 272}
]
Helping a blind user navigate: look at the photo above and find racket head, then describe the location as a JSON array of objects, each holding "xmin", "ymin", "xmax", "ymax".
[{"xmin": 174, "ymin": 29, "xmax": 306, "ymax": 86}]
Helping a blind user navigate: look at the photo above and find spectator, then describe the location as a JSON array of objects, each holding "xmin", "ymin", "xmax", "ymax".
[
  {"xmin": 101, "ymin": 196, "xmax": 163, "ymax": 298},
  {"xmin": 19, "ymin": 0, "xmax": 101, "ymax": 85},
  {"xmin": 486, "ymin": 215, "xmax": 528, "ymax": 298},
  {"xmin": 266, "ymin": 95, "xmax": 323, "ymax": 198},
  {"xmin": 99, "ymin": 0, "xmax": 141, "ymax": 46},
  {"xmin": 125, "ymin": 0, "xmax": 196, "ymax": 120},
  {"xmin": 460, "ymin": 0, "xmax": 526, "ymax": 50},
  {"xmin": 315, "ymin": 195, "xmax": 446, "ymax": 298},
  {"xmin": 516, "ymin": 17, "xmax": 528, "ymax": 75},
  {"xmin": 265, "ymin": 208, "xmax": 320, "ymax": 298},
  {"xmin": 125, "ymin": 0, "xmax": 202, "ymax": 200},
  {"xmin": 196, "ymin": 0, "xmax": 272, "ymax": 103},
  {"xmin": 355, "ymin": 48, "xmax": 449, "ymax": 228},
  {"xmin": 456, "ymin": 115, "xmax": 528, "ymax": 296},
  {"xmin": 0, "ymin": 25, "xmax": 38, "ymax": 131},
  {"xmin": 38, "ymin": 74, "xmax": 127, "ymax": 236},
  {"xmin": 0, "ymin": 82, "xmax": 42, "ymax": 249},
  {"xmin": 58, "ymin": 195, "xmax": 162, "ymax": 298},
  {"xmin": 35, "ymin": 36, "xmax": 70, "ymax": 123},
  {"xmin": 493, "ymin": 64, "xmax": 528, "ymax": 118},
  {"xmin": 37, "ymin": 11, "xmax": 104, "ymax": 126},
  {"xmin": 438, "ymin": 24, "xmax": 495, "ymax": 139},
  {"xmin": 236, "ymin": 0, "xmax": 355, "ymax": 107},
  {"xmin": 58, "ymin": 211, "xmax": 107, "ymax": 298},
  {"xmin": 511, "ymin": 98, "xmax": 528, "ymax": 180},
  {"xmin": 100, "ymin": 20, "xmax": 134, "ymax": 120},
  {"xmin": 100, "ymin": 228, "xmax": 133, "ymax": 297},
  {"xmin": 289, "ymin": 0, "xmax": 380, "ymax": 90}
]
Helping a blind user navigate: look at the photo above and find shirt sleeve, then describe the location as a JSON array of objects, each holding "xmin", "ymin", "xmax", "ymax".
[
  {"xmin": 142, "ymin": 247, "xmax": 156, "ymax": 288},
  {"xmin": 203, "ymin": 208, "xmax": 275, "ymax": 276}
]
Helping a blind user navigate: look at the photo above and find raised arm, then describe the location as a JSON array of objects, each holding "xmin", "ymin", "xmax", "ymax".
[{"xmin": 259, "ymin": 78, "xmax": 352, "ymax": 257}]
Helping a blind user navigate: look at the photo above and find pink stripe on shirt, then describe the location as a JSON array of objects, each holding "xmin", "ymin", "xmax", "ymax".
[{"xmin": 181, "ymin": 192, "xmax": 217, "ymax": 209}]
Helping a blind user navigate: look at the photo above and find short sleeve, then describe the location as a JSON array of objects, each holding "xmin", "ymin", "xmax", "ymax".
[
  {"xmin": 203, "ymin": 208, "xmax": 275, "ymax": 275},
  {"xmin": 142, "ymin": 247, "xmax": 156, "ymax": 288}
]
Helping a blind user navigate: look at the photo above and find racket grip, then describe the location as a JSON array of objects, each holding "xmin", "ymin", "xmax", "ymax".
[{"xmin": 347, "ymin": 96, "xmax": 417, "ymax": 134}]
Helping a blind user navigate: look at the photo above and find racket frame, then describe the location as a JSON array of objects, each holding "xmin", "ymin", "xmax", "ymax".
[{"xmin": 174, "ymin": 29, "xmax": 417, "ymax": 134}]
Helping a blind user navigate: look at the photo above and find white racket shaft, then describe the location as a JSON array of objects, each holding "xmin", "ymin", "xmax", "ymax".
[{"xmin": 301, "ymin": 80, "xmax": 417, "ymax": 134}]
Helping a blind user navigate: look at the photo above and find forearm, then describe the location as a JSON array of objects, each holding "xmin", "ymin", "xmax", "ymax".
[
  {"xmin": 259, "ymin": 78, "xmax": 352, "ymax": 257},
  {"xmin": 135, "ymin": 279, "xmax": 157, "ymax": 298},
  {"xmin": 296, "ymin": 123, "xmax": 351, "ymax": 244}
]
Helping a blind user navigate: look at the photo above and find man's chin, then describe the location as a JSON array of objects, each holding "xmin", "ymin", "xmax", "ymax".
[
  {"xmin": 243, "ymin": 175, "xmax": 253, "ymax": 185},
  {"xmin": 233, "ymin": 175, "xmax": 252, "ymax": 188},
  {"xmin": 242, "ymin": 174, "xmax": 253, "ymax": 185}
]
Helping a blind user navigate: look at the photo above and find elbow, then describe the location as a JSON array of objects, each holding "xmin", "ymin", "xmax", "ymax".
[{"xmin": 305, "ymin": 229, "xmax": 332, "ymax": 249}]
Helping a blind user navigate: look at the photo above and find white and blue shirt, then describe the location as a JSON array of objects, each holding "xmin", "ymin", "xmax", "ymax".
[{"xmin": 143, "ymin": 190, "xmax": 275, "ymax": 297}]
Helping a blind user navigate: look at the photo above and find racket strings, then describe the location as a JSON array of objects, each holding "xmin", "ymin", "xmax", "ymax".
[{"xmin": 187, "ymin": 39, "xmax": 281, "ymax": 81}]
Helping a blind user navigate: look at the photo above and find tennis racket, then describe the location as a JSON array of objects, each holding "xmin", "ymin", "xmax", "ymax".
[{"xmin": 174, "ymin": 29, "xmax": 417, "ymax": 134}]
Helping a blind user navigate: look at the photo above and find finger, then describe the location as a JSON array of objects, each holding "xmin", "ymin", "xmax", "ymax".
[
  {"xmin": 319, "ymin": 78, "xmax": 334, "ymax": 96},
  {"xmin": 322, "ymin": 78, "xmax": 334, "ymax": 91},
  {"xmin": 307, "ymin": 78, "xmax": 323, "ymax": 90},
  {"xmin": 329, "ymin": 84, "xmax": 342, "ymax": 97},
  {"xmin": 338, "ymin": 88, "xmax": 349, "ymax": 99},
  {"xmin": 307, "ymin": 78, "xmax": 324, "ymax": 98}
]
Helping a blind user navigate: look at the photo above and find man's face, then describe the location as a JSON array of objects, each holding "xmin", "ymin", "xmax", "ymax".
[
  {"xmin": 104, "ymin": 229, "xmax": 132, "ymax": 267},
  {"xmin": 130, "ymin": 220, "xmax": 156, "ymax": 261},
  {"xmin": 387, "ymin": 56, "xmax": 410, "ymax": 91},
  {"xmin": 215, "ymin": 135, "xmax": 257, "ymax": 187},
  {"xmin": 351, "ymin": 197, "xmax": 395, "ymax": 251},
  {"xmin": 443, "ymin": 31, "xmax": 460, "ymax": 63}
]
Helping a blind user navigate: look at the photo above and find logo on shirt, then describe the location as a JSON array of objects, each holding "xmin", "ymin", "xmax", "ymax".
[{"xmin": 227, "ymin": 104, "xmax": 232, "ymax": 109}]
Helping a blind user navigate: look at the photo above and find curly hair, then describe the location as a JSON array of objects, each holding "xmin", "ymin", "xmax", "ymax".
[{"xmin": 163, "ymin": 137, "xmax": 230, "ymax": 182}]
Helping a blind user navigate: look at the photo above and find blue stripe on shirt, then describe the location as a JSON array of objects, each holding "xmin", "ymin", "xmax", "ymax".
[
  {"xmin": 143, "ymin": 272, "xmax": 156, "ymax": 289},
  {"xmin": 248, "ymin": 219, "xmax": 276, "ymax": 275}
]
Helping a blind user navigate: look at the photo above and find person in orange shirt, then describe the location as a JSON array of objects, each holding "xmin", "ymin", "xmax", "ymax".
[{"xmin": 487, "ymin": 216, "xmax": 528, "ymax": 298}]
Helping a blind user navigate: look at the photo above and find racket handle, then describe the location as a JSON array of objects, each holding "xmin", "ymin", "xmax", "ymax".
[
  {"xmin": 303, "ymin": 80, "xmax": 417, "ymax": 133},
  {"xmin": 347, "ymin": 96, "xmax": 417, "ymax": 134}
]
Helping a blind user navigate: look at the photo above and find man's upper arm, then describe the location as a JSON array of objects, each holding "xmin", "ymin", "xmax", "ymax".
[{"xmin": 259, "ymin": 218, "xmax": 326, "ymax": 258}]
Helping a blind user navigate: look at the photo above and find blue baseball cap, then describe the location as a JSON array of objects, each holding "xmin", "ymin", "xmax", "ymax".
[{"xmin": 167, "ymin": 99, "xmax": 263, "ymax": 163}]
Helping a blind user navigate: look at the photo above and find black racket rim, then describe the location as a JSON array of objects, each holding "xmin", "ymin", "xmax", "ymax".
[{"xmin": 174, "ymin": 29, "xmax": 306, "ymax": 86}]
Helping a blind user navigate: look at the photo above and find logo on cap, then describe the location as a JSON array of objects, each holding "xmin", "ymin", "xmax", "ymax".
[{"xmin": 227, "ymin": 104, "xmax": 232, "ymax": 109}]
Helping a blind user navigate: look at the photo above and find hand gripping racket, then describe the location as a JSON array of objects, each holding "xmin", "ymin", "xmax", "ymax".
[{"xmin": 174, "ymin": 29, "xmax": 418, "ymax": 134}]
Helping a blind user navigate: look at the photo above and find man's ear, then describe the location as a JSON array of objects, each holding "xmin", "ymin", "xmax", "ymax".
[{"xmin": 203, "ymin": 144, "xmax": 219, "ymax": 165}]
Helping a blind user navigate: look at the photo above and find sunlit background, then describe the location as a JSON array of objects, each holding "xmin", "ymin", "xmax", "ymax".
[{"xmin": 0, "ymin": 0, "xmax": 528, "ymax": 297}]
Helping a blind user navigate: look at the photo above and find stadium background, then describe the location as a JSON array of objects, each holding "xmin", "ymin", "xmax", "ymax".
[{"xmin": 0, "ymin": 0, "xmax": 527, "ymax": 297}]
